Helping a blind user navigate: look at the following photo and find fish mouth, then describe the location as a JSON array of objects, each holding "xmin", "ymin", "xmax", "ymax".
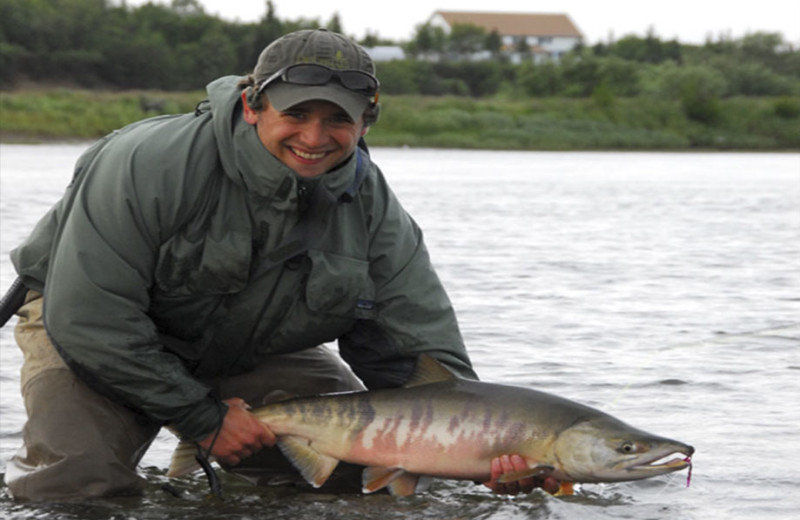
[{"xmin": 627, "ymin": 445, "xmax": 695, "ymax": 474}]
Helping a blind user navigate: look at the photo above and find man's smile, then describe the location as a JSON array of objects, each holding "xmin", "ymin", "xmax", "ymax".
[{"xmin": 290, "ymin": 147, "xmax": 327, "ymax": 161}]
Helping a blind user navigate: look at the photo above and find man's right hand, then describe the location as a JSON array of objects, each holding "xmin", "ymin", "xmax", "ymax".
[{"xmin": 197, "ymin": 397, "xmax": 276, "ymax": 466}]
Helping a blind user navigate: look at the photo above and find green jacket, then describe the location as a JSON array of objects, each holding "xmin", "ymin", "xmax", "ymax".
[{"xmin": 10, "ymin": 76, "xmax": 476, "ymax": 441}]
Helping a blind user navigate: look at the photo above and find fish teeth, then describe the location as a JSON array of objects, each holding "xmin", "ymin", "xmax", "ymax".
[{"xmin": 633, "ymin": 451, "xmax": 690, "ymax": 469}]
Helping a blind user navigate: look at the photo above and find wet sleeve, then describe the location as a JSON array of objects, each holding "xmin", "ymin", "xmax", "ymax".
[
  {"xmin": 338, "ymin": 168, "xmax": 478, "ymax": 388},
  {"xmin": 42, "ymin": 122, "xmax": 223, "ymax": 441}
]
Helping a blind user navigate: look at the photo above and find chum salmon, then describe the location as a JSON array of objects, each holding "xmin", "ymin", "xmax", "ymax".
[{"xmin": 168, "ymin": 355, "xmax": 694, "ymax": 496}]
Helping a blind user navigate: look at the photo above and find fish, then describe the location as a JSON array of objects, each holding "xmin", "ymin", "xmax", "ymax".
[{"xmin": 168, "ymin": 355, "xmax": 694, "ymax": 496}]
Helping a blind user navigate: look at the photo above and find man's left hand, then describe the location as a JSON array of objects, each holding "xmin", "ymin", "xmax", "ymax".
[{"xmin": 483, "ymin": 454, "xmax": 561, "ymax": 495}]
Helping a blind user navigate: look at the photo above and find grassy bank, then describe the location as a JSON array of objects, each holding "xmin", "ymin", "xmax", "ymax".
[{"xmin": 2, "ymin": 88, "xmax": 799, "ymax": 150}]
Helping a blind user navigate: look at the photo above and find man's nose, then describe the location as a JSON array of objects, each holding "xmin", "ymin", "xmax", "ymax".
[{"xmin": 298, "ymin": 118, "xmax": 327, "ymax": 147}]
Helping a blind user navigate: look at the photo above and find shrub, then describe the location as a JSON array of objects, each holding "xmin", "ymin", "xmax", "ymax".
[
  {"xmin": 773, "ymin": 97, "xmax": 800, "ymax": 119},
  {"xmin": 517, "ymin": 61, "xmax": 563, "ymax": 96}
]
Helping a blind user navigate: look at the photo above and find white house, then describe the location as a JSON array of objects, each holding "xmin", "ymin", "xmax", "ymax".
[
  {"xmin": 428, "ymin": 11, "xmax": 584, "ymax": 62},
  {"xmin": 366, "ymin": 45, "xmax": 406, "ymax": 62}
]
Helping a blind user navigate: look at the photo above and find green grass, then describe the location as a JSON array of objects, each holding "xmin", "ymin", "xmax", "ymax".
[
  {"xmin": 0, "ymin": 88, "xmax": 203, "ymax": 141},
  {"xmin": 2, "ymin": 89, "xmax": 798, "ymax": 150}
]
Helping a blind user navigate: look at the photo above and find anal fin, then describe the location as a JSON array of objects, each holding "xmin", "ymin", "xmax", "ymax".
[
  {"xmin": 362, "ymin": 467, "xmax": 406, "ymax": 494},
  {"xmin": 387, "ymin": 473, "xmax": 431, "ymax": 496}
]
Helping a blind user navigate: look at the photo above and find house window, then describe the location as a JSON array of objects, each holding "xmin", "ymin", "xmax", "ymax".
[{"xmin": 538, "ymin": 36, "xmax": 553, "ymax": 44}]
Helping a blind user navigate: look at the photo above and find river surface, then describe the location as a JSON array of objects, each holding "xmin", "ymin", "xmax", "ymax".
[{"xmin": 1, "ymin": 144, "xmax": 798, "ymax": 519}]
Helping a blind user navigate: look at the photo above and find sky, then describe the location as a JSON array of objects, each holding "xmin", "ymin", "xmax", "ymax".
[{"xmin": 128, "ymin": 0, "xmax": 800, "ymax": 46}]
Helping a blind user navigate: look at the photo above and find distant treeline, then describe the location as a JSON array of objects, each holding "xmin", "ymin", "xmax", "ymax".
[
  {"xmin": 5, "ymin": 89, "xmax": 798, "ymax": 150},
  {"xmin": 2, "ymin": 0, "xmax": 800, "ymax": 126}
]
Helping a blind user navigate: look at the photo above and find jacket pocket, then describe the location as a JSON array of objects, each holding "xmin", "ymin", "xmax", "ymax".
[
  {"xmin": 305, "ymin": 249, "xmax": 375, "ymax": 319},
  {"xmin": 154, "ymin": 230, "xmax": 251, "ymax": 297}
]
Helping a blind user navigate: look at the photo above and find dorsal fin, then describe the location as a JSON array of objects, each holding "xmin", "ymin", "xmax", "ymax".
[
  {"xmin": 260, "ymin": 389, "xmax": 296, "ymax": 405},
  {"xmin": 403, "ymin": 354, "xmax": 457, "ymax": 388}
]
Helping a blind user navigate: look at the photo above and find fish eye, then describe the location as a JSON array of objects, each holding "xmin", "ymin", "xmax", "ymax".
[{"xmin": 618, "ymin": 441, "xmax": 638, "ymax": 454}]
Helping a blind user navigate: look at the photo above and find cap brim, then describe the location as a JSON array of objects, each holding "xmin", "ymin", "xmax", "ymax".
[{"xmin": 265, "ymin": 83, "xmax": 370, "ymax": 123}]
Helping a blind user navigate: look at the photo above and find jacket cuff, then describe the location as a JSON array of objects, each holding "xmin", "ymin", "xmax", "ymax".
[{"xmin": 171, "ymin": 397, "xmax": 228, "ymax": 442}]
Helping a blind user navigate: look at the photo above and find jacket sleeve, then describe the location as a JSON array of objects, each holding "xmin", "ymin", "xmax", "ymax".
[
  {"xmin": 40, "ymin": 116, "xmax": 225, "ymax": 441},
  {"xmin": 338, "ymin": 166, "xmax": 478, "ymax": 388}
]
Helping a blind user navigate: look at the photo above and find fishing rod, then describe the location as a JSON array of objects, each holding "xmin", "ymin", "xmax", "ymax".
[{"xmin": 0, "ymin": 276, "xmax": 27, "ymax": 328}]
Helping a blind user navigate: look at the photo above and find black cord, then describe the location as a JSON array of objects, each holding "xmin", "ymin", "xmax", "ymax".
[
  {"xmin": 195, "ymin": 450, "xmax": 222, "ymax": 499},
  {"xmin": 194, "ymin": 399, "xmax": 226, "ymax": 499}
]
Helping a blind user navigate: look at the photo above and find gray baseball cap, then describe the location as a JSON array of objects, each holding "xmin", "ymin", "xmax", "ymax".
[{"xmin": 253, "ymin": 29, "xmax": 377, "ymax": 122}]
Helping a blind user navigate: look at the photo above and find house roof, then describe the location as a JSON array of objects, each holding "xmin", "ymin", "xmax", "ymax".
[{"xmin": 433, "ymin": 11, "xmax": 583, "ymax": 38}]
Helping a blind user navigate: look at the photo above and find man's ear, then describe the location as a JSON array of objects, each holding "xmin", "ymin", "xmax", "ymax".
[
  {"xmin": 361, "ymin": 125, "xmax": 370, "ymax": 137},
  {"xmin": 241, "ymin": 91, "xmax": 259, "ymax": 125}
]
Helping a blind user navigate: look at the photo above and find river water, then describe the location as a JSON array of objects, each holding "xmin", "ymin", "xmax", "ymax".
[{"xmin": 1, "ymin": 144, "xmax": 798, "ymax": 519}]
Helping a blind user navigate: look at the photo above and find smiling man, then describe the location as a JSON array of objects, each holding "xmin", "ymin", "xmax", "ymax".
[
  {"xmin": 242, "ymin": 31, "xmax": 378, "ymax": 177},
  {"xmin": 5, "ymin": 29, "xmax": 546, "ymax": 501}
]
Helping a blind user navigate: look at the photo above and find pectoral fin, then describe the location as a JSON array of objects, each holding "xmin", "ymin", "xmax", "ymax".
[
  {"xmin": 276, "ymin": 435, "xmax": 340, "ymax": 488},
  {"xmin": 494, "ymin": 464, "xmax": 555, "ymax": 484}
]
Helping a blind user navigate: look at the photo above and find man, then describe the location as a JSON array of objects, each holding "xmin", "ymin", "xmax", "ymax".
[{"xmin": 5, "ymin": 29, "xmax": 554, "ymax": 501}]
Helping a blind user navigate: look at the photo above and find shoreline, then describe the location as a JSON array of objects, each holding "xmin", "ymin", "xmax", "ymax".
[
  {"xmin": 4, "ymin": 138, "xmax": 797, "ymax": 155},
  {"xmin": 2, "ymin": 89, "xmax": 798, "ymax": 151}
]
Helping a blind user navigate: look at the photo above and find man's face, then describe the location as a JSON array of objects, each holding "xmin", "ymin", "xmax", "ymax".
[{"xmin": 244, "ymin": 95, "xmax": 367, "ymax": 178}]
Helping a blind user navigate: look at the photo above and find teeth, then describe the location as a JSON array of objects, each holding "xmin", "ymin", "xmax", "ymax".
[
  {"xmin": 640, "ymin": 452, "xmax": 690, "ymax": 468},
  {"xmin": 292, "ymin": 148, "xmax": 326, "ymax": 160}
]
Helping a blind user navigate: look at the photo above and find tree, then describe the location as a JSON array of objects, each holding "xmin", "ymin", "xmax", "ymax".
[
  {"xmin": 447, "ymin": 23, "xmax": 486, "ymax": 56},
  {"xmin": 174, "ymin": 26, "xmax": 236, "ymax": 88},
  {"xmin": 360, "ymin": 32, "xmax": 381, "ymax": 47},
  {"xmin": 408, "ymin": 22, "xmax": 445, "ymax": 58},
  {"xmin": 611, "ymin": 30, "xmax": 682, "ymax": 64},
  {"xmin": 560, "ymin": 51, "xmax": 603, "ymax": 96},
  {"xmin": 515, "ymin": 37, "xmax": 531, "ymax": 60},
  {"xmin": 170, "ymin": 0, "xmax": 204, "ymax": 17},
  {"xmin": 247, "ymin": 0, "xmax": 283, "ymax": 67},
  {"xmin": 99, "ymin": 27, "xmax": 176, "ymax": 88},
  {"xmin": 485, "ymin": 29, "xmax": 502, "ymax": 57},
  {"xmin": 326, "ymin": 12, "xmax": 343, "ymax": 34},
  {"xmin": 738, "ymin": 32, "xmax": 795, "ymax": 76},
  {"xmin": 598, "ymin": 56, "xmax": 641, "ymax": 96}
]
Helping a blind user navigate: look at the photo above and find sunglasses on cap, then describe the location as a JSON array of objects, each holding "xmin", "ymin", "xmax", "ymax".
[{"xmin": 257, "ymin": 63, "xmax": 380, "ymax": 98}]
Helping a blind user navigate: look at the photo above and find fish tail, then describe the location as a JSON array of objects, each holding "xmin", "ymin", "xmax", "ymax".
[{"xmin": 167, "ymin": 440, "xmax": 205, "ymax": 478}]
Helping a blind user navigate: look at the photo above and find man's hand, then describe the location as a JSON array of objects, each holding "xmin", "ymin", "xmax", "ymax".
[
  {"xmin": 197, "ymin": 397, "xmax": 276, "ymax": 466},
  {"xmin": 483, "ymin": 454, "xmax": 561, "ymax": 496}
]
